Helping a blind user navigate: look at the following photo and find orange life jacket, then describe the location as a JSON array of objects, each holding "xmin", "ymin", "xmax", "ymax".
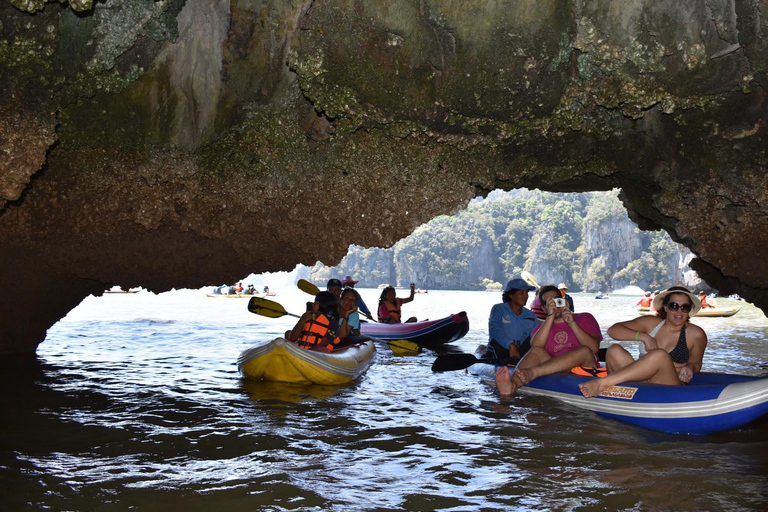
[
  {"xmin": 378, "ymin": 301, "xmax": 401, "ymax": 323},
  {"xmin": 571, "ymin": 366, "xmax": 608, "ymax": 378},
  {"xmin": 296, "ymin": 314, "xmax": 340, "ymax": 349}
]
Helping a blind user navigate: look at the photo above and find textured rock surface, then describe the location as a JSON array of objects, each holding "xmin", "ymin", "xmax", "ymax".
[{"xmin": 1, "ymin": 0, "xmax": 767, "ymax": 353}]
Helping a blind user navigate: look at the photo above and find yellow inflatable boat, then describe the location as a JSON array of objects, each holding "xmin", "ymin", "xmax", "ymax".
[{"xmin": 237, "ymin": 337, "xmax": 376, "ymax": 385}]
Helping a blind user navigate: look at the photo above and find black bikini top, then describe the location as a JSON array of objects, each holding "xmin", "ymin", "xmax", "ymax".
[{"xmin": 668, "ymin": 324, "xmax": 689, "ymax": 364}]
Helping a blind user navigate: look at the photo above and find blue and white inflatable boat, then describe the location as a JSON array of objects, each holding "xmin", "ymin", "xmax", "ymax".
[{"xmin": 469, "ymin": 363, "xmax": 768, "ymax": 435}]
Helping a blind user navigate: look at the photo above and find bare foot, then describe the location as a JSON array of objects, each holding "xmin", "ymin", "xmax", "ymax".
[
  {"xmin": 578, "ymin": 379, "xmax": 607, "ymax": 398},
  {"xmin": 514, "ymin": 367, "xmax": 535, "ymax": 385},
  {"xmin": 495, "ymin": 367, "xmax": 516, "ymax": 397}
]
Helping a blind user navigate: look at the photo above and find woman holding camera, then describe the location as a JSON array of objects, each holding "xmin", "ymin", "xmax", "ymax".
[
  {"xmin": 579, "ymin": 283, "xmax": 708, "ymax": 398},
  {"xmin": 496, "ymin": 284, "xmax": 602, "ymax": 396}
]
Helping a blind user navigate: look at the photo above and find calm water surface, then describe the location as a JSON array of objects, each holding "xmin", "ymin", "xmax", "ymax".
[{"xmin": 2, "ymin": 288, "xmax": 767, "ymax": 511}]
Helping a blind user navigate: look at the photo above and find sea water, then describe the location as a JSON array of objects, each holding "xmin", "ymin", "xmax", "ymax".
[{"xmin": 1, "ymin": 288, "xmax": 767, "ymax": 511}]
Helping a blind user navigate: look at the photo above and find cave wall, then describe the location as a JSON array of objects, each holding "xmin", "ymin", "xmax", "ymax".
[{"xmin": 1, "ymin": 0, "xmax": 767, "ymax": 354}]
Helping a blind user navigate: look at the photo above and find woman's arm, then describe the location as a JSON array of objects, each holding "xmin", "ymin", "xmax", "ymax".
[
  {"xmin": 686, "ymin": 325, "xmax": 708, "ymax": 375},
  {"xmin": 561, "ymin": 310, "xmax": 600, "ymax": 353},
  {"xmin": 338, "ymin": 315, "xmax": 353, "ymax": 338},
  {"xmin": 400, "ymin": 284, "xmax": 416, "ymax": 305},
  {"xmin": 607, "ymin": 317, "xmax": 659, "ymax": 350},
  {"xmin": 287, "ymin": 311, "xmax": 314, "ymax": 342}
]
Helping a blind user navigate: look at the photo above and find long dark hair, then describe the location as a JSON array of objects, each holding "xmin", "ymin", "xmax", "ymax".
[
  {"xmin": 379, "ymin": 286, "xmax": 395, "ymax": 305},
  {"xmin": 314, "ymin": 291, "xmax": 338, "ymax": 318}
]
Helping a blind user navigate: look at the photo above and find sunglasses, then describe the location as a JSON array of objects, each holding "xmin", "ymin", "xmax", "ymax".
[{"xmin": 666, "ymin": 301, "xmax": 692, "ymax": 313}]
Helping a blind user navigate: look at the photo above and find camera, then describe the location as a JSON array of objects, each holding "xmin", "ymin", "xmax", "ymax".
[{"xmin": 553, "ymin": 297, "xmax": 566, "ymax": 308}]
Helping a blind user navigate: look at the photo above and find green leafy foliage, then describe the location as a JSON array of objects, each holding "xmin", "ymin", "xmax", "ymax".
[{"xmin": 310, "ymin": 189, "xmax": 683, "ymax": 291}]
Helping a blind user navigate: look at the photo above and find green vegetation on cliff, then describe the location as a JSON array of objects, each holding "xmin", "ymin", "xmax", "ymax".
[{"xmin": 308, "ymin": 189, "xmax": 685, "ymax": 292}]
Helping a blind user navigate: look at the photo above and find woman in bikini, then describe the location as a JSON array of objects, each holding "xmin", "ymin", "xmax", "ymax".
[{"xmin": 579, "ymin": 283, "xmax": 708, "ymax": 398}]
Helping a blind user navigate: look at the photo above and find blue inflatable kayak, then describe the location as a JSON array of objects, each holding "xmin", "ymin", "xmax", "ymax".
[{"xmin": 469, "ymin": 363, "xmax": 768, "ymax": 435}]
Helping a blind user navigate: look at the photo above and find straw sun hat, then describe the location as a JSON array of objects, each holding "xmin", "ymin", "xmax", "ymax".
[{"xmin": 651, "ymin": 282, "xmax": 701, "ymax": 316}]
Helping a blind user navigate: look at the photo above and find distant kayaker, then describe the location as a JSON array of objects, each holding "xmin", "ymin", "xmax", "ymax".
[
  {"xmin": 486, "ymin": 278, "xmax": 538, "ymax": 365},
  {"xmin": 579, "ymin": 283, "xmax": 708, "ymax": 398},
  {"xmin": 637, "ymin": 291, "xmax": 653, "ymax": 308},
  {"xmin": 699, "ymin": 291, "xmax": 716, "ymax": 309},
  {"xmin": 286, "ymin": 291, "xmax": 344, "ymax": 350},
  {"xmin": 378, "ymin": 284, "xmax": 417, "ymax": 323},
  {"xmin": 341, "ymin": 275, "xmax": 374, "ymax": 320},
  {"xmin": 557, "ymin": 282, "xmax": 575, "ymax": 312},
  {"xmin": 496, "ymin": 284, "xmax": 602, "ymax": 397}
]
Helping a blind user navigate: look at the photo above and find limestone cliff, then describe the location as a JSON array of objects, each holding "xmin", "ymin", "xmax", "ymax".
[{"xmin": 1, "ymin": 0, "xmax": 767, "ymax": 353}]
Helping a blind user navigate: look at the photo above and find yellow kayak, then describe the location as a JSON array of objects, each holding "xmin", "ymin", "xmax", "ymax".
[
  {"xmin": 237, "ymin": 337, "xmax": 376, "ymax": 385},
  {"xmin": 639, "ymin": 306, "xmax": 741, "ymax": 317},
  {"xmin": 694, "ymin": 307, "xmax": 741, "ymax": 317}
]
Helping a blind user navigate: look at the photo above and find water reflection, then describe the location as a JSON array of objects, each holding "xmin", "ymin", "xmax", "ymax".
[{"xmin": 0, "ymin": 289, "xmax": 766, "ymax": 510}]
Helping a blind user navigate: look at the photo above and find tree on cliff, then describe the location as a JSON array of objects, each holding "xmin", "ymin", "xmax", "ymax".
[{"xmin": 307, "ymin": 189, "xmax": 691, "ymax": 291}]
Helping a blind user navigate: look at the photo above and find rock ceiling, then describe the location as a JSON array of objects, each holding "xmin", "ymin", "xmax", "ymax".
[{"xmin": 1, "ymin": 0, "xmax": 767, "ymax": 354}]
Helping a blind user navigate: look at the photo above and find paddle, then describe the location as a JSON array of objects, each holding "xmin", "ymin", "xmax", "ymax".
[
  {"xmin": 385, "ymin": 338, "xmax": 420, "ymax": 355},
  {"xmin": 432, "ymin": 347, "xmax": 609, "ymax": 372},
  {"xmin": 521, "ymin": 271, "xmax": 539, "ymax": 288},
  {"xmin": 297, "ymin": 279, "xmax": 320, "ymax": 295},
  {"xmin": 247, "ymin": 297, "xmax": 419, "ymax": 354},
  {"xmin": 431, "ymin": 353, "xmax": 484, "ymax": 372},
  {"xmin": 248, "ymin": 296, "xmax": 300, "ymax": 318},
  {"xmin": 431, "ymin": 353, "xmax": 521, "ymax": 372}
]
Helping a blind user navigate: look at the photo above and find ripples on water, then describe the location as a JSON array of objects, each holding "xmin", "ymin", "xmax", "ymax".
[{"xmin": 2, "ymin": 289, "xmax": 767, "ymax": 511}]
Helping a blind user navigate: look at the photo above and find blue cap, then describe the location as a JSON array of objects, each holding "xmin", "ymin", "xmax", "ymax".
[{"xmin": 505, "ymin": 278, "xmax": 536, "ymax": 292}]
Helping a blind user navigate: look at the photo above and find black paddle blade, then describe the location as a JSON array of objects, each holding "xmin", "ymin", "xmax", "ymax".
[
  {"xmin": 431, "ymin": 353, "xmax": 479, "ymax": 372},
  {"xmin": 247, "ymin": 297, "xmax": 288, "ymax": 318}
]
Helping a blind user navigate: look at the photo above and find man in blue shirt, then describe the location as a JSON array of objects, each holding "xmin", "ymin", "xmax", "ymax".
[{"xmin": 487, "ymin": 278, "xmax": 538, "ymax": 364}]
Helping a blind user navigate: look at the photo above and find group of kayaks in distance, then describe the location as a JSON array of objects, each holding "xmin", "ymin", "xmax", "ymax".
[
  {"xmin": 236, "ymin": 276, "xmax": 767, "ymax": 436},
  {"xmin": 206, "ymin": 283, "xmax": 275, "ymax": 298}
]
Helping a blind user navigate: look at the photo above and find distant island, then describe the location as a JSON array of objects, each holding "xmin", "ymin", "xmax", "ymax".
[{"xmin": 303, "ymin": 189, "xmax": 697, "ymax": 293}]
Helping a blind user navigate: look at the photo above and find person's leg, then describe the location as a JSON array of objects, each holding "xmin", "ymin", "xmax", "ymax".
[
  {"xmin": 605, "ymin": 344, "xmax": 635, "ymax": 373},
  {"xmin": 495, "ymin": 346, "xmax": 549, "ymax": 396},
  {"xmin": 516, "ymin": 345, "xmax": 595, "ymax": 384},
  {"xmin": 495, "ymin": 367, "xmax": 515, "ymax": 396},
  {"xmin": 579, "ymin": 349, "xmax": 680, "ymax": 397}
]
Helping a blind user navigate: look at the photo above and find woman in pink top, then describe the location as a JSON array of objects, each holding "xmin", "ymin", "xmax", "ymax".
[{"xmin": 496, "ymin": 284, "xmax": 602, "ymax": 396}]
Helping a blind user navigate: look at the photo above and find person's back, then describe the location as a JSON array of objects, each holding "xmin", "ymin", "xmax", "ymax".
[{"xmin": 289, "ymin": 291, "xmax": 342, "ymax": 350}]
